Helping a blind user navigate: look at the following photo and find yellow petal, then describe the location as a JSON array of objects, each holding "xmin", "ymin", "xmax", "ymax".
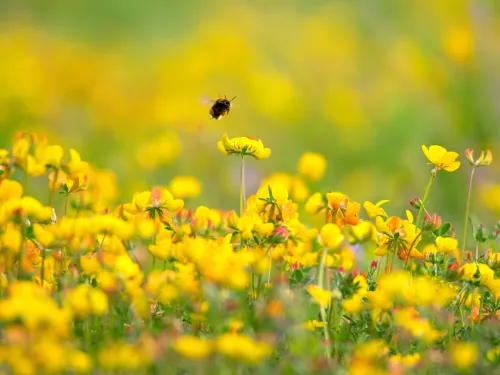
[{"xmin": 443, "ymin": 161, "xmax": 460, "ymax": 172}]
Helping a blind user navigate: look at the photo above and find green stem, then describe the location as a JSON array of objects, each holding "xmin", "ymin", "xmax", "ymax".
[
  {"xmin": 266, "ymin": 246, "xmax": 273, "ymax": 288},
  {"xmin": 462, "ymin": 168, "xmax": 475, "ymax": 257},
  {"xmin": 416, "ymin": 171, "xmax": 436, "ymax": 229},
  {"xmin": 48, "ymin": 169, "xmax": 59, "ymax": 207},
  {"xmin": 240, "ymin": 156, "xmax": 245, "ymax": 216},
  {"xmin": 40, "ymin": 247, "xmax": 46, "ymax": 284},
  {"xmin": 317, "ymin": 247, "xmax": 331, "ymax": 360}
]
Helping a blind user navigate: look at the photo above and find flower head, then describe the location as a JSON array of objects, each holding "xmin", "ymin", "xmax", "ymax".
[
  {"xmin": 465, "ymin": 148, "xmax": 492, "ymax": 167},
  {"xmin": 217, "ymin": 133, "xmax": 271, "ymax": 160},
  {"xmin": 421, "ymin": 145, "xmax": 460, "ymax": 172},
  {"xmin": 298, "ymin": 152, "xmax": 326, "ymax": 180}
]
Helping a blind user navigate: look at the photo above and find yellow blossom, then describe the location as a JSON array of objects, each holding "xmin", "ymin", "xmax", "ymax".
[
  {"xmin": 363, "ymin": 200, "xmax": 389, "ymax": 218},
  {"xmin": 217, "ymin": 133, "xmax": 271, "ymax": 160},
  {"xmin": 320, "ymin": 223, "xmax": 344, "ymax": 249},
  {"xmin": 421, "ymin": 145, "xmax": 460, "ymax": 172},
  {"xmin": 306, "ymin": 285, "xmax": 332, "ymax": 307},
  {"xmin": 450, "ymin": 342, "xmax": 478, "ymax": 369},
  {"xmin": 168, "ymin": 176, "xmax": 202, "ymax": 199},
  {"xmin": 298, "ymin": 152, "xmax": 327, "ymax": 180},
  {"xmin": 173, "ymin": 335, "xmax": 212, "ymax": 360}
]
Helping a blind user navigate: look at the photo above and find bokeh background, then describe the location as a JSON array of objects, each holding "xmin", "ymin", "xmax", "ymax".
[{"xmin": 1, "ymin": 0, "xmax": 499, "ymax": 237}]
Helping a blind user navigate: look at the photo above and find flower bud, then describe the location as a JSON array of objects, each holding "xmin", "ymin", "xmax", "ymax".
[
  {"xmin": 370, "ymin": 260, "xmax": 378, "ymax": 268},
  {"xmin": 409, "ymin": 197, "xmax": 422, "ymax": 209},
  {"xmin": 424, "ymin": 213, "xmax": 442, "ymax": 231},
  {"xmin": 473, "ymin": 224, "xmax": 488, "ymax": 243},
  {"xmin": 464, "ymin": 251, "xmax": 474, "ymax": 263},
  {"xmin": 465, "ymin": 148, "xmax": 493, "ymax": 167},
  {"xmin": 445, "ymin": 259, "xmax": 462, "ymax": 281},
  {"xmin": 270, "ymin": 225, "xmax": 289, "ymax": 244},
  {"xmin": 486, "ymin": 251, "xmax": 500, "ymax": 270}
]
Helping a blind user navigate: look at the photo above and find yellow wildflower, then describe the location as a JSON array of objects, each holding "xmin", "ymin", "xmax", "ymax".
[
  {"xmin": 297, "ymin": 152, "xmax": 327, "ymax": 180},
  {"xmin": 217, "ymin": 133, "xmax": 271, "ymax": 160},
  {"xmin": 173, "ymin": 335, "xmax": 212, "ymax": 360},
  {"xmin": 421, "ymin": 145, "xmax": 460, "ymax": 172}
]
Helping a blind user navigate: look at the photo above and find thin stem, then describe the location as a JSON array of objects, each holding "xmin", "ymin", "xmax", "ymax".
[
  {"xmin": 317, "ymin": 247, "xmax": 331, "ymax": 361},
  {"xmin": 266, "ymin": 246, "xmax": 273, "ymax": 288},
  {"xmin": 40, "ymin": 247, "xmax": 46, "ymax": 284},
  {"xmin": 416, "ymin": 172, "xmax": 435, "ymax": 230},
  {"xmin": 240, "ymin": 156, "xmax": 246, "ymax": 216},
  {"xmin": 48, "ymin": 169, "xmax": 59, "ymax": 207},
  {"xmin": 64, "ymin": 194, "xmax": 70, "ymax": 216},
  {"xmin": 462, "ymin": 168, "xmax": 475, "ymax": 257}
]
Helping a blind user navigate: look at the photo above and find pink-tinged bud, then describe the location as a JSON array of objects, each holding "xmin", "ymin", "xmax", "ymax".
[
  {"xmin": 370, "ymin": 260, "xmax": 378, "ymax": 268},
  {"xmin": 151, "ymin": 186, "xmax": 162, "ymax": 203},
  {"xmin": 465, "ymin": 148, "xmax": 493, "ymax": 167},
  {"xmin": 409, "ymin": 197, "xmax": 422, "ymax": 209},
  {"xmin": 349, "ymin": 268, "xmax": 360, "ymax": 279},
  {"xmin": 271, "ymin": 225, "xmax": 289, "ymax": 244},
  {"xmin": 445, "ymin": 259, "xmax": 462, "ymax": 281},
  {"xmin": 424, "ymin": 212, "xmax": 442, "ymax": 231},
  {"xmin": 337, "ymin": 267, "xmax": 345, "ymax": 273},
  {"xmin": 464, "ymin": 251, "xmax": 473, "ymax": 262},
  {"xmin": 290, "ymin": 261, "xmax": 299, "ymax": 271},
  {"xmin": 465, "ymin": 148, "xmax": 474, "ymax": 165}
]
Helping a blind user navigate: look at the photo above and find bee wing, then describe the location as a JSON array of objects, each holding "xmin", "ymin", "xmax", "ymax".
[{"xmin": 200, "ymin": 94, "xmax": 216, "ymax": 105}]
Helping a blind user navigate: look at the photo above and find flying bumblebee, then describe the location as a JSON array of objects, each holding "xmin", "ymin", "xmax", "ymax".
[{"xmin": 209, "ymin": 95, "xmax": 236, "ymax": 120}]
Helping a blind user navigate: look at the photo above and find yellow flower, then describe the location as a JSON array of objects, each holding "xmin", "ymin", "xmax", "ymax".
[
  {"xmin": 303, "ymin": 319, "xmax": 327, "ymax": 331},
  {"xmin": 450, "ymin": 342, "xmax": 478, "ymax": 369},
  {"xmin": 363, "ymin": 200, "xmax": 389, "ymax": 218},
  {"xmin": 214, "ymin": 333, "xmax": 272, "ymax": 363},
  {"xmin": 306, "ymin": 285, "xmax": 332, "ymax": 307},
  {"xmin": 123, "ymin": 191, "xmax": 151, "ymax": 215},
  {"xmin": 0, "ymin": 179, "xmax": 23, "ymax": 201},
  {"xmin": 173, "ymin": 335, "xmax": 212, "ymax": 360},
  {"xmin": 421, "ymin": 145, "xmax": 460, "ymax": 172},
  {"xmin": 305, "ymin": 192, "xmax": 325, "ymax": 214},
  {"xmin": 435, "ymin": 236, "xmax": 458, "ymax": 254},
  {"xmin": 168, "ymin": 176, "xmax": 202, "ymax": 199},
  {"xmin": 320, "ymin": 223, "xmax": 345, "ymax": 249},
  {"xmin": 460, "ymin": 263, "xmax": 495, "ymax": 284},
  {"xmin": 298, "ymin": 152, "xmax": 327, "ymax": 180},
  {"xmin": 66, "ymin": 149, "xmax": 89, "ymax": 176},
  {"xmin": 217, "ymin": 133, "xmax": 271, "ymax": 160}
]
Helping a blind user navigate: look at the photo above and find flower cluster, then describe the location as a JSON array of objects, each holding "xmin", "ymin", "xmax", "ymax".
[{"xmin": 0, "ymin": 134, "xmax": 498, "ymax": 375}]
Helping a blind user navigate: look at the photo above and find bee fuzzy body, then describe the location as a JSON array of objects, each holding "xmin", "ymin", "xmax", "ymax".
[{"xmin": 209, "ymin": 96, "xmax": 235, "ymax": 120}]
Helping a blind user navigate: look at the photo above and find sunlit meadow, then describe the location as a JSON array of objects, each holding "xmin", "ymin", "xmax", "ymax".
[{"xmin": 1, "ymin": 1, "xmax": 500, "ymax": 374}]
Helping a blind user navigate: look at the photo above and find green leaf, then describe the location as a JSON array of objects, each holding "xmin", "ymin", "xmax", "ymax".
[{"xmin": 438, "ymin": 222, "xmax": 452, "ymax": 236}]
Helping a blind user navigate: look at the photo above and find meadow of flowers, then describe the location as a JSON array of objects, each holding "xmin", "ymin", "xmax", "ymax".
[
  {"xmin": 2, "ymin": 1, "xmax": 500, "ymax": 374},
  {"xmin": 0, "ymin": 130, "xmax": 499, "ymax": 375}
]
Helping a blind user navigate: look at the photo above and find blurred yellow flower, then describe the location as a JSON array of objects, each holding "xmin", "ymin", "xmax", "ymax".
[
  {"xmin": 306, "ymin": 285, "xmax": 332, "ymax": 307},
  {"xmin": 173, "ymin": 335, "xmax": 212, "ymax": 360},
  {"xmin": 443, "ymin": 27, "xmax": 473, "ymax": 63},
  {"xmin": 435, "ymin": 236, "xmax": 458, "ymax": 254},
  {"xmin": 217, "ymin": 133, "xmax": 271, "ymax": 160},
  {"xmin": 320, "ymin": 223, "xmax": 345, "ymax": 249},
  {"xmin": 450, "ymin": 342, "xmax": 478, "ymax": 369},
  {"xmin": 421, "ymin": 145, "xmax": 460, "ymax": 172},
  {"xmin": 363, "ymin": 200, "xmax": 389, "ymax": 218},
  {"xmin": 168, "ymin": 176, "xmax": 202, "ymax": 199},
  {"xmin": 297, "ymin": 152, "xmax": 327, "ymax": 180}
]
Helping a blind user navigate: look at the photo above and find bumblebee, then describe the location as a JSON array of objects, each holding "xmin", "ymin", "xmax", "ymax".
[{"xmin": 209, "ymin": 95, "xmax": 236, "ymax": 120}]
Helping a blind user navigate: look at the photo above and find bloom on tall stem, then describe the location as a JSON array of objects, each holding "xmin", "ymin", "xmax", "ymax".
[
  {"xmin": 417, "ymin": 145, "xmax": 460, "ymax": 229},
  {"xmin": 217, "ymin": 133, "xmax": 271, "ymax": 215},
  {"xmin": 462, "ymin": 149, "xmax": 493, "ymax": 257}
]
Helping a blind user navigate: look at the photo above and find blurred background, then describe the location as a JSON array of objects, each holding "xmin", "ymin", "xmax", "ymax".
[{"xmin": 1, "ymin": 0, "xmax": 499, "ymax": 235}]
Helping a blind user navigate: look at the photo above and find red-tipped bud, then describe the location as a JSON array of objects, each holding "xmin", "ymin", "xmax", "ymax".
[
  {"xmin": 424, "ymin": 212, "xmax": 442, "ymax": 231},
  {"xmin": 270, "ymin": 225, "xmax": 289, "ymax": 244},
  {"xmin": 409, "ymin": 197, "xmax": 422, "ymax": 209},
  {"xmin": 465, "ymin": 148, "xmax": 493, "ymax": 167},
  {"xmin": 370, "ymin": 260, "xmax": 378, "ymax": 268}
]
